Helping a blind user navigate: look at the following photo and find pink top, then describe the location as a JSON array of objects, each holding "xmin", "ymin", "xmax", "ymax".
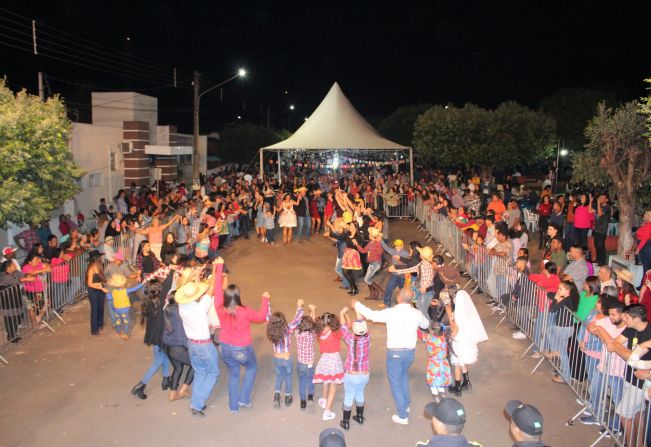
[
  {"xmin": 574, "ymin": 205, "xmax": 594, "ymax": 229},
  {"xmin": 22, "ymin": 262, "xmax": 45, "ymax": 292},
  {"xmin": 148, "ymin": 230, "xmax": 163, "ymax": 244},
  {"xmin": 213, "ymin": 264, "xmax": 269, "ymax": 346},
  {"xmin": 51, "ymin": 258, "xmax": 70, "ymax": 283},
  {"xmin": 595, "ymin": 317, "xmax": 626, "ymax": 377}
]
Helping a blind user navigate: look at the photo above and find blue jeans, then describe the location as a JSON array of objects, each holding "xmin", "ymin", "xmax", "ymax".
[
  {"xmin": 297, "ymin": 362, "xmax": 315, "ymax": 401},
  {"xmin": 364, "ymin": 262, "xmax": 381, "ymax": 285},
  {"xmin": 336, "ymin": 258, "xmax": 350, "ymax": 288},
  {"xmin": 386, "ymin": 348, "xmax": 415, "ymax": 419},
  {"xmin": 584, "ymin": 355, "xmax": 599, "ymax": 384},
  {"xmin": 297, "ymin": 216, "xmax": 311, "ymax": 241},
  {"xmin": 416, "ymin": 290, "xmax": 434, "ymax": 319},
  {"xmin": 589, "ymin": 370, "xmax": 623, "ymax": 429},
  {"xmin": 549, "ymin": 325, "xmax": 573, "ymax": 381},
  {"xmin": 220, "ymin": 343, "xmax": 258, "ymax": 411},
  {"xmin": 532, "ymin": 312, "xmax": 554, "ymax": 353},
  {"xmin": 265, "ymin": 228, "xmax": 275, "ymax": 243},
  {"xmin": 141, "ymin": 344, "xmax": 171, "ymax": 384},
  {"xmin": 343, "ymin": 373, "xmax": 369, "ymax": 410},
  {"xmin": 273, "ymin": 357, "xmax": 293, "ymax": 395},
  {"xmin": 188, "ymin": 341, "xmax": 220, "ymax": 411},
  {"xmin": 383, "ymin": 275, "xmax": 405, "ymax": 307}
]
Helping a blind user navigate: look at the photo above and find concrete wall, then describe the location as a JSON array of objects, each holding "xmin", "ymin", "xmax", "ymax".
[
  {"xmin": 70, "ymin": 122, "xmax": 124, "ymax": 216},
  {"xmin": 91, "ymin": 92, "xmax": 157, "ymax": 136}
]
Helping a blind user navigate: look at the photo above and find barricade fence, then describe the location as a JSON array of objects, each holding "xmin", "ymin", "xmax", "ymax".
[
  {"xmin": 413, "ymin": 196, "xmax": 649, "ymax": 447},
  {"xmin": 383, "ymin": 193, "xmax": 413, "ymax": 219},
  {"xmin": 0, "ymin": 231, "xmax": 138, "ymax": 363}
]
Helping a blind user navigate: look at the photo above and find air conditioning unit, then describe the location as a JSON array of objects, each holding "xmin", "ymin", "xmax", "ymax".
[{"xmin": 119, "ymin": 142, "xmax": 133, "ymax": 154}]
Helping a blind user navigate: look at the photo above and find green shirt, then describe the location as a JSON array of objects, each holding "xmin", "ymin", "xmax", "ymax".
[
  {"xmin": 576, "ymin": 291, "xmax": 598, "ymax": 322},
  {"xmin": 550, "ymin": 250, "xmax": 568, "ymax": 273}
]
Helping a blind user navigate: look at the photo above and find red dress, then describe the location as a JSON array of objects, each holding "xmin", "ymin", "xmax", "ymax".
[
  {"xmin": 324, "ymin": 200, "xmax": 334, "ymax": 220},
  {"xmin": 309, "ymin": 199, "xmax": 320, "ymax": 218}
]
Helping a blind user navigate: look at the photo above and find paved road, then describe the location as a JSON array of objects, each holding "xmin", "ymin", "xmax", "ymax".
[{"xmin": 0, "ymin": 221, "xmax": 598, "ymax": 447}]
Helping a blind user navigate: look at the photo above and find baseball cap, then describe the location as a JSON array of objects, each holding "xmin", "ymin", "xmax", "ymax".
[
  {"xmin": 2, "ymin": 246, "xmax": 18, "ymax": 256},
  {"xmin": 393, "ymin": 239, "xmax": 404, "ymax": 247},
  {"xmin": 319, "ymin": 428, "xmax": 346, "ymax": 447},
  {"xmin": 505, "ymin": 400, "xmax": 543, "ymax": 436},
  {"xmin": 424, "ymin": 398, "xmax": 467, "ymax": 426}
]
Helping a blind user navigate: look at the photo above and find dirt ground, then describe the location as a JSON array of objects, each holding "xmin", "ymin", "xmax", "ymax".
[{"xmin": 0, "ymin": 221, "xmax": 602, "ymax": 447}]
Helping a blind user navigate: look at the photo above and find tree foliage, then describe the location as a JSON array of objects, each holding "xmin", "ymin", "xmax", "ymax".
[
  {"xmin": 218, "ymin": 122, "xmax": 281, "ymax": 163},
  {"xmin": 413, "ymin": 102, "xmax": 556, "ymax": 176},
  {"xmin": 573, "ymin": 101, "xmax": 651, "ymax": 255},
  {"xmin": 377, "ymin": 104, "xmax": 431, "ymax": 146},
  {"xmin": 0, "ymin": 80, "xmax": 84, "ymax": 228},
  {"xmin": 539, "ymin": 87, "xmax": 619, "ymax": 151}
]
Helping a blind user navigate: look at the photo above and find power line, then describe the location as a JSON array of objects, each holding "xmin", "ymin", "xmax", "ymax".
[{"xmin": 45, "ymin": 74, "xmax": 191, "ymax": 92}]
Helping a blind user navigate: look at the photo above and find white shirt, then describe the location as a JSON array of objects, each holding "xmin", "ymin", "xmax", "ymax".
[
  {"xmin": 178, "ymin": 294, "xmax": 212, "ymax": 341},
  {"xmin": 354, "ymin": 302, "xmax": 429, "ymax": 349},
  {"xmin": 600, "ymin": 279, "xmax": 616, "ymax": 291}
]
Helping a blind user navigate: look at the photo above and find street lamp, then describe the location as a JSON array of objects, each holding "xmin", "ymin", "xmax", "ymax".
[
  {"xmin": 192, "ymin": 68, "xmax": 246, "ymax": 180},
  {"xmin": 553, "ymin": 140, "xmax": 569, "ymax": 193}
]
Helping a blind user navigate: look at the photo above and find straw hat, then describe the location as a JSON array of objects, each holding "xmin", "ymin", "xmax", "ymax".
[
  {"xmin": 417, "ymin": 246, "xmax": 434, "ymax": 262},
  {"xmin": 615, "ymin": 268, "xmax": 635, "ymax": 286},
  {"xmin": 438, "ymin": 265, "xmax": 461, "ymax": 286},
  {"xmin": 368, "ymin": 227, "xmax": 382, "ymax": 239},
  {"xmin": 175, "ymin": 281, "xmax": 209, "ymax": 305},
  {"xmin": 107, "ymin": 274, "xmax": 127, "ymax": 289}
]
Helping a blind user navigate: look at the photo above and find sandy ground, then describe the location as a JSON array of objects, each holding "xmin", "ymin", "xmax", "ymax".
[{"xmin": 0, "ymin": 221, "xmax": 603, "ymax": 447}]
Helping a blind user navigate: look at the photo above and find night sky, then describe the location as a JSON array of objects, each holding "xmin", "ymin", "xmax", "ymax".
[{"xmin": 2, "ymin": 1, "xmax": 650, "ymax": 133}]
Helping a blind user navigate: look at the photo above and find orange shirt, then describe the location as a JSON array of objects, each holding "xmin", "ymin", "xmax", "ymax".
[{"xmin": 487, "ymin": 200, "xmax": 506, "ymax": 219}]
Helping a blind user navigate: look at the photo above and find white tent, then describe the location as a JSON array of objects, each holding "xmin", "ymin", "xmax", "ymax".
[{"xmin": 259, "ymin": 82, "xmax": 414, "ymax": 183}]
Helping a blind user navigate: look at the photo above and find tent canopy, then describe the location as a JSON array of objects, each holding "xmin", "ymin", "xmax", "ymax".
[{"xmin": 262, "ymin": 82, "xmax": 409, "ymax": 151}]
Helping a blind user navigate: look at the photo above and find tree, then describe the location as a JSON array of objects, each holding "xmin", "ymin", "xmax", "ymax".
[
  {"xmin": 413, "ymin": 102, "xmax": 555, "ymax": 178},
  {"xmin": 0, "ymin": 80, "xmax": 84, "ymax": 228},
  {"xmin": 539, "ymin": 88, "xmax": 619, "ymax": 151},
  {"xmin": 377, "ymin": 104, "xmax": 432, "ymax": 146},
  {"xmin": 218, "ymin": 122, "xmax": 281, "ymax": 163},
  {"xmin": 572, "ymin": 102, "xmax": 651, "ymax": 256}
]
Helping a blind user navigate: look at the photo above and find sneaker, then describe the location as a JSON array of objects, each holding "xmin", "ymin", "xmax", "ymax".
[
  {"xmin": 322, "ymin": 410, "xmax": 336, "ymax": 421},
  {"xmin": 318, "ymin": 398, "xmax": 327, "ymax": 409},
  {"xmin": 512, "ymin": 331, "xmax": 526, "ymax": 340},
  {"xmin": 579, "ymin": 415, "xmax": 598, "ymax": 425},
  {"xmin": 392, "ymin": 414, "xmax": 409, "ymax": 425}
]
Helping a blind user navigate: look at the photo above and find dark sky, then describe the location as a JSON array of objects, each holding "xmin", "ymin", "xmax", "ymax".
[{"xmin": 2, "ymin": 1, "xmax": 650, "ymax": 133}]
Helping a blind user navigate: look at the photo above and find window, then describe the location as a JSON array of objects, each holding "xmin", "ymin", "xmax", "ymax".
[{"xmin": 89, "ymin": 173, "xmax": 102, "ymax": 187}]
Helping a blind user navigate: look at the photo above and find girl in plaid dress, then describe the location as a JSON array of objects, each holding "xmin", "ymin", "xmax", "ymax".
[{"xmin": 313, "ymin": 312, "xmax": 344, "ymax": 421}]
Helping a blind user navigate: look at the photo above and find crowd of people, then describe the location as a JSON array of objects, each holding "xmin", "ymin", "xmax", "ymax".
[{"xmin": 4, "ymin": 163, "xmax": 651, "ymax": 446}]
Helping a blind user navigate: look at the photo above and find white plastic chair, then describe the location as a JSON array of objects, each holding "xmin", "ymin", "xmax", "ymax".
[{"xmin": 523, "ymin": 209, "xmax": 539, "ymax": 233}]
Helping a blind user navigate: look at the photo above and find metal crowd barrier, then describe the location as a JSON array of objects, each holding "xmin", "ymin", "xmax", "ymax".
[
  {"xmin": 412, "ymin": 196, "xmax": 650, "ymax": 447},
  {"xmin": 383, "ymin": 193, "xmax": 413, "ymax": 219}
]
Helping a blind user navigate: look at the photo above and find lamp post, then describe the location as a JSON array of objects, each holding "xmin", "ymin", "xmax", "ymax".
[
  {"xmin": 192, "ymin": 68, "xmax": 246, "ymax": 181},
  {"xmin": 553, "ymin": 139, "xmax": 569, "ymax": 193}
]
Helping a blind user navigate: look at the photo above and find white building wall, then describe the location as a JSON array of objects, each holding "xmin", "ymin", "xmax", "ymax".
[{"xmin": 91, "ymin": 92, "xmax": 157, "ymax": 140}]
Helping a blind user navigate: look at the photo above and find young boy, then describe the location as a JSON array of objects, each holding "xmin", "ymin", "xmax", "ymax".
[{"xmin": 265, "ymin": 207, "xmax": 276, "ymax": 245}]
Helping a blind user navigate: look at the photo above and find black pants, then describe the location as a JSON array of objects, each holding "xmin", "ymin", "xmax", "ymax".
[
  {"xmin": 575, "ymin": 228, "xmax": 589, "ymax": 248},
  {"xmin": 593, "ymin": 232, "xmax": 607, "ymax": 265},
  {"xmin": 88, "ymin": 288, "xmax": 105, "ymax": 335},
  {"xmin": 343, "ymin": 269, "xmax": 357, "ymax": 290},
  {"xmin": 165, "ymin": 345, "xmax": 194, "ymax": 390},
  {"xmin": 3, "ymin": 314, "xmax": 23, "ymax": 341},
  {"xmin": 538, "ymin": 215, "xmax": 549, "ymax": 249}
]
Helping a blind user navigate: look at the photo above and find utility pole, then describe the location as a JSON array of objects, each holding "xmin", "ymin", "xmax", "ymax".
[
  {"xmin": 38, "ymin": 71, "xmax": 44, "ymax": 101},
  {"xmin": 192, "ymin": 70, "xmax": 200, "ymax": 182}
]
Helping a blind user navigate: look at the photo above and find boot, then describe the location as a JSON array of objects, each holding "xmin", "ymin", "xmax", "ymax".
[
  {"xmin": 374, "ymin": 282, "xmax": 385, "ymax": 297},
  {"xmin": 369, "ymin": 283, "xmax": 381, "ymax": 300},
  {"xmin": 178, "ymin": 383, "xmax": 191, "ymax": 399},
  {"xmin": 131, "ymin": 382, "xmax": 147, "ymax": 400},
  {"xmin": 300, "ymin": 400, "xmax": 307, "ymax": 410},
  {"xmin": 340, "ymin": 409, "xmax": 352, "ymax": 430},
  {"xmin": 273, "ymin": 391, "xmax": 281, "ymax": 408},
  {"xmin": 461, "ymin": 372, "xmax": 472, "ymax": 390},
  {"xmin": 352, "ymin": 406, "xmax": 365, "ymax": 424},
  {"xmin": 348, "ymin": 285, "xmax": 359, "ymax": 296},
  {"xmin": 448, "ymin": 380, "xmax": 462, "ymax": 397},
  {"xmin": 285, "ymin": 394, "xmax": 293, "ymax": 407},
  {"xmin": 169, "ymin": 390, "xmax": 182, "ymax": 401},
  {"xmin": 364, "ymin": 284, "xmax": 375, "ymax": 300},
  {"xmin": 162, "ymin": 376, "xmax": 172, "ymax": 391}
]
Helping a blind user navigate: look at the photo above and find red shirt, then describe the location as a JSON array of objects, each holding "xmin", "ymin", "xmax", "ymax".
[
  {"xmin": 636, "ymin": 222, "xmax": 651, "ymax": 251},
  {"xmin": 318, "ymin": 330, "xmax": 342, "ymax": 353},
  {"xmin": 538, "ymin": 202, "xmax": 552, "ymax": 217}
]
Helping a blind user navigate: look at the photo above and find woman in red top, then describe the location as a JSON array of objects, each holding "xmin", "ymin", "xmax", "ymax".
[
  {"xmin": 629, "ymin": 210, "xmax": 651, "ymax": 282},
  {"xmin": 313, "ymin": 312, "xmax": 344, "ymax": 421},
  {"xmin": 537, "ymin": 195, "xmax": 553, "ymax": 249},
  {"xmin": 324, "ymin": 192, "xmax": 335, "ymax": 228},
  {"xmin": 213, "ymin": 259, "xmax": 270, "ymax": 413},
  {"xmin": 639, "ymin": 269, "xmax": 651, "ymax": 319}
]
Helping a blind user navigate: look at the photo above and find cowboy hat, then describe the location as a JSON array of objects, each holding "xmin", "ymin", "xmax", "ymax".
[
  {"xmin": 352, "ymin": 319, "xmax": 368, "ymax": 336},
  {"xmin": 88, "ymin": 250, "xmax": 105, "ymax": 261},
  {"xmin": 368, "ymin": 227, "xmax": 382, "ymax": 239},
  {"xmin": 438, "ymin": 265, "xmax": 461, "ymax": 286},
  {"xmin": 615, "ymin": 268, "xmax": 635, "ymax": 286},
  {"xmin": 107, "ymin": 274, "xmax": 127, "ymax": 289},
  {"xmin": 416, "ymin": 246, "xmax": 434, "ymax": 262},
  {"xmin": 192, "ymin": 184, "xmax": 201, "ymax": 191},
  {"xmin": 175, "ymin": 281, "xmax": 209, "ymax": 305}
]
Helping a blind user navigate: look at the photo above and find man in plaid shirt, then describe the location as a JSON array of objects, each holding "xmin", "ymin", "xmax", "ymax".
[
  {"xmin": 390, "ymin": 246, "xmax": 435, "ymax": 318},
  {"xmin": 14, "ymin": 224, "xmax": 40, "ymax": 253}
]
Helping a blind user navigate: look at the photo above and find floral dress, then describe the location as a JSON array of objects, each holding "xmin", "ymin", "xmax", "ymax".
[{"xmin": 419, "ymin": 329, "xmax": 452, "ymax": 387}]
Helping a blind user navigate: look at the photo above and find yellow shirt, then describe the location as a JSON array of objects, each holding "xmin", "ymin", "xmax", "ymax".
[{"xmin": 112, "ymin": 289, "xmax": 131, "ymax": 310}]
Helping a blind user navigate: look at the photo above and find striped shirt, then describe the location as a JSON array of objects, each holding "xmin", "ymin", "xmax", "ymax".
[
  {"xmin": 295, "ymin": 329, "xmax": 316, "ymax": 365},
  {"xmin": 341, "ymin": 325, "xmax": 371, "ymax": 373},
  {"xmin": 271, "ymin": 307, "xmax": 304, "ymax": 354}
]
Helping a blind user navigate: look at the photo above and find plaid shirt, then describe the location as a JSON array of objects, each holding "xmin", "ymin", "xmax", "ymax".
[
  {"xmin": 17, "ymin": 229, "xmax": 40, "ymax": 252},
  {"xmin": 341, "ymin": 325, "xmax": 370, "ymax": 373},
  {"xmin": 394, "ymin": 261, "xmax": 434, "ymax": 289},
  {"xmin": 190, "ymin": 216, "xmax": 202, "ymax": 241},
  {"xmin": 271, "ymin": 307, "xmax": 304, "ymax": 354},
  {"xmin": 295, "ymin": 328, "xmax": 316, "ymax": 365},
  {"xmin": 356, "ymin": 240, "xmax": 383, "ymax": 263}
]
